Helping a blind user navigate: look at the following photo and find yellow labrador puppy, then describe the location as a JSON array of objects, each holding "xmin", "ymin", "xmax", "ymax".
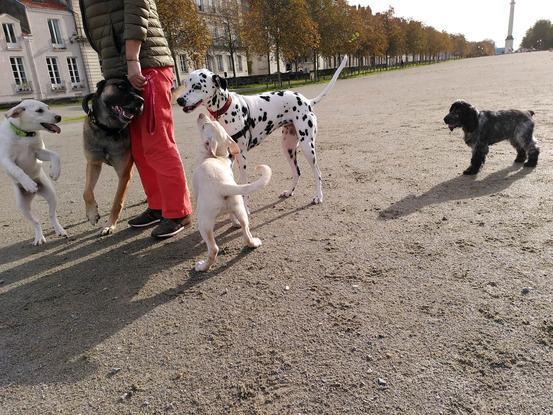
[{"xmin": 194, "ymin": 113, "xmax": 271, "ymax": 271}]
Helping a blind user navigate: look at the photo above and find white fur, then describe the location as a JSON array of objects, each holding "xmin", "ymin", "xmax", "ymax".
[
  {"xmin": 0, "ymin": 100, "xmax": 67, "ymax": 245},
  {"xmin": 193, "ymin": 113, "xmax": 271, "ymax": 272}
]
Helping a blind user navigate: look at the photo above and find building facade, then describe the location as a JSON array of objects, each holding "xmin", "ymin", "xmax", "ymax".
[{"xmin": 0, "ymin": 0, "xmax": 89, "ymax": 105}]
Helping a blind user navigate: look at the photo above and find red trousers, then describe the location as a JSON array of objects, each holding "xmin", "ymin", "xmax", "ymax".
[{"xmin": 129, "ymin": 67, "xmax": 192, "ymax": 219}]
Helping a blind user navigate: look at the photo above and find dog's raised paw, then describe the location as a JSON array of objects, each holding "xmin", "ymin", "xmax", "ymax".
[
  {"xmin": 49, "ymin": 166, "xmax": 61, "ymax": 181},
  {"xmin": 280, "ymin": 191, "xmax": 293, "ymax": 198},
  {"xmin": 21, "ymin": 179, "xmax": 38, "ymax": 193},
  {"xmin": 462, "ymin": 167, "xmax": 479, "ymax": 176}
]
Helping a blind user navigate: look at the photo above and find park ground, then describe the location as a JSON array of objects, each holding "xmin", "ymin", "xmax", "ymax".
[{"xmin": 1, "ymin": 51, "xmax": 553, "ymax": 415}]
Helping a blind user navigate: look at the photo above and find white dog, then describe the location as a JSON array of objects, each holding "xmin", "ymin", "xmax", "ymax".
[
  {"xmin": 193, "ymin": 113, "xmax": 271, "ymax": 272},
  {"xmin": 0, "ymin": 100, "xmax": 67, "ymax": 245}
]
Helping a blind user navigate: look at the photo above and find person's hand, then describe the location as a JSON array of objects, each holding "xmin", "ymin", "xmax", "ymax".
[{"xmin": 127, "ymin": 60, "xmax": 146, "ymax": 90}]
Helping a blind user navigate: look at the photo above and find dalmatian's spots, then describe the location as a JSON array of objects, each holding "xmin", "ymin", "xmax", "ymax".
[{"xmin": 176, "ymin": 60, "xmax": 349, "ymax": 205}]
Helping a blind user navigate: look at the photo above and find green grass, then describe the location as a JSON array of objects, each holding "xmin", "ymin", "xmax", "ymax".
[
  {"xmin": 61, "ymin": 114, "xmax": 86, "ymax": 124},
  {"xmin": 230, "ymin": 59, "xmax": 455, "ymax": 95}
]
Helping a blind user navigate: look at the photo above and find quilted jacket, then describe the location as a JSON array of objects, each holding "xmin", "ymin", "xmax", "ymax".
[{"xmin": 79, "ymin": 0, "xmax": 174, "ymax": 79}]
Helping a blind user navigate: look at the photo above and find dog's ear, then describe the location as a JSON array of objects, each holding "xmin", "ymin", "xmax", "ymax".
[
  {"xmin": 5, "ymin": 105, "xmax": 24, "ymax": 119},
  {"xmin": 461, "ymin": 104, "xmax": 478, "ymax": 132},
  {"xmin": 226, "ymin": 134, "xmax": 240, "ymax": 156},
  {"xmin": 96, "ymin": 79, "xmax": 106, "ymax": 91},
  {"xmin": 82, "ymin": 93, "xmax": 94, "ymax": 114},
  {"xmin": 206, "ymin": 137, "xmax": 218, "ymax": 158},
  {"xmin": 212, "ymin": 74, "xmax": 228, "ymax": 91}
]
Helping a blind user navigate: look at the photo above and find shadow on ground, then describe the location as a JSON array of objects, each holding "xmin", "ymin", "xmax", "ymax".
[
  {"xmin": 379, "ymin": 164, "xmax": 533, "ymax": 220},
  {"xmin": 0, "ymin": 199, "xmax": 310, "ymax": 386}
]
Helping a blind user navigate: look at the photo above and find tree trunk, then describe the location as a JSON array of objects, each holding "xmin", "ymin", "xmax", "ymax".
[{"xmin": 276, "ymin": 41, "xmax": 282, "ymax": 87}]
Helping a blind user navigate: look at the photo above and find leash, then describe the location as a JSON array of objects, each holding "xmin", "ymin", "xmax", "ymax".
[{"xmin": 9, "ymin": 122, "xmax": 36, "ymax": 138}]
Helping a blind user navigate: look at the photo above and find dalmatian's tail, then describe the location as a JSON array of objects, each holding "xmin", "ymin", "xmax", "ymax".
[{"xmin": 310, "ymin": 56, "xmax": 349, "ymax": 107}]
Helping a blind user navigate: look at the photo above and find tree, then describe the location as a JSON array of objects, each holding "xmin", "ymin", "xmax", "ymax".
[
  {"xmin": 521, "ymin": 20, "xmax": 553, "ymax": 50},
  {"xmin": 157, "ymin": 0, "xmax": 211, "ymax": 85},
  {"xmin": 242, "ymin": 0, "xmax": 319, "ymax": 84},
  {"xmin": 405, "ymin": 19, "xmax": 424, "ymax": 62},
  {"xmin": 216, "ymin": 0, "xmax": 244, "ymax": 80}
]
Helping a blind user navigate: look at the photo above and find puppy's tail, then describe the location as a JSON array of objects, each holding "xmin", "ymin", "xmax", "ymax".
[
  {"xmin": 219, "ymin": 165, "xmax": 272, "ymax": 196},
  {"xmin": 310, "ymin": 56, "xmax": 348, "ymax": 107},
  {"xmin": 529, "ymin": 110, "xmax": 535, "ymax": 117}
]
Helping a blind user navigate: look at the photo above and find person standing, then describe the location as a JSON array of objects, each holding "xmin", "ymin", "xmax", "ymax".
[{"xmin": 79, "ymin": 0, "xmax": 193, "ymax": 238}]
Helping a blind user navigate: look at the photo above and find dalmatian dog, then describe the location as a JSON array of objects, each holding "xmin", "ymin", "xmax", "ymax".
[{"xmin": 177, "ymin": 56, "xmax": 348, "ymax": 205}]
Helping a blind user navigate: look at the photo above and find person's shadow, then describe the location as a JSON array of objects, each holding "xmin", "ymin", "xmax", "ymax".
[
  {"xmin": 0, "ymin": 199, "xmax": 310, "ymax": 387},
  {"xmin": 379, "ymin": 165, "xmax": 532, "ymax": 220}
]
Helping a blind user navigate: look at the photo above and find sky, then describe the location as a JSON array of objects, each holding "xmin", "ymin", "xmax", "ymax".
[{"xmin": 354, "ymin": 0, "xmax": 553, "ymax": 49}]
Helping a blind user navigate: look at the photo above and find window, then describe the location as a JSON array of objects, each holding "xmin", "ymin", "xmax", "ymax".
[
  {"xmin": 48, "ymin": 19, "xmax": 64, "ymax": 47},
  {"xmin": 67, "ymin": 57, "xmax": 80, "ymax": 83},
  {"xmin": 46, "ymin": 57, "xmax": 62, "ymax": 85},
  {"xmin": 10, "ymin": 57, "xmax": 27, "ymax": 85},
  {"xmin": 196, "ymin": 0, "xmax": 204, "ymax": 11},
  {"xmin": 3, "ymin": 23, "xmax": 16, "ymax": 44},
  {"xmin": 206, "ymin": 55, "xmax": 214, "ymax": 71},
  {"xmin": 226, "ymin": 55, "xmax": 233, "ymax": 71},
  {"xmin": 237, "ymin": 55, "xmax": 243, "ymax": 72},
  {"xmin": 216, "ymin": 55, "xmax": 224, "ymax": 71},
  {"xmin": 179, "ymin": 55, "xmax": 187, "ymax": 73}
]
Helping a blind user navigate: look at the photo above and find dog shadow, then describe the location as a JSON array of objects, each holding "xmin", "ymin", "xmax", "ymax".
[
  {"xmin": 0, "ymin": 197, "xmax": 309, "ymax": 387},
  {"xmin": 379, "ymin": 164, "xmax": 533, "ymax": 220}
]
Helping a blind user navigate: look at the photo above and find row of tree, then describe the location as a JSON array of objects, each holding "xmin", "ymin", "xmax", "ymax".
[
  {"xmin": 521, "ymin": 20, "xmax": 553, "ymax": 51},
  {"xmin": 157, "ymin": 0, "xmax": 496, "ymax": 83}
]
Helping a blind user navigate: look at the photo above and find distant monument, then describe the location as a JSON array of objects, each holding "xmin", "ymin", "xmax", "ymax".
[{"xmin": 504, "ymin": 0, "xmax": 516, "ymax": 53}]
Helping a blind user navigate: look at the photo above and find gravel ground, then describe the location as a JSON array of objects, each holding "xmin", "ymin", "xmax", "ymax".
[{"xmin": 1, "ymin": 51, "xmax": 553, "ymax": 415}]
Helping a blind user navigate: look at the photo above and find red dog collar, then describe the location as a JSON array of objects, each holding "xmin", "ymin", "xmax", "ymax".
[{"xmin": 208, "ymin": 96, "xmax": 233, "ymax": 119}]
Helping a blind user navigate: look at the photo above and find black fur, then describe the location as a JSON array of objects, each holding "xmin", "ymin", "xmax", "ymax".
[{"xmin": 444, "ymin": 100, "xmax": 540, "ymax": 175}]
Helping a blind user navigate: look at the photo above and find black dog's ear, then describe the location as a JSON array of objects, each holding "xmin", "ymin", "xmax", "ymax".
[
  {"xmin": 212, "ymin": 74, "xmax": 228, "ymax": 91},
  {"xmin": 82, "ymin": 93, "xmax": 94, "ymax": 114},
  {"xmin": 461, "ymin": 104, "xmax": 479, "ymax": 132},
  {"xmin": 96, "ymin": 79, "xmax": 106, "ymax": 91}
]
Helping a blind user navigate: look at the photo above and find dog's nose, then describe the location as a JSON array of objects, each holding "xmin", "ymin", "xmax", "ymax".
[
  {"xmin": 443, "ymin": 116, "xmax": 450, "ymax": 123},
  {"xmin": 55, "ymin": 115, "xmax": 62, "ymax": 123},
  {"xmin": 176, "ymin": 97, "xmax": 185, "ymax": 106}
]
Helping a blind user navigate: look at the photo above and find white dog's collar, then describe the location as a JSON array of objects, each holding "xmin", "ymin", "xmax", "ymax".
[{"xmin": 9, "ymin": 122, "xmax": 36, "ymax": 138}]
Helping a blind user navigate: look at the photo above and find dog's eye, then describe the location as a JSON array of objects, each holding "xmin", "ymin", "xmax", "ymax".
[{"xmin": 36, "ymin": 109, "xmax": 44, "ymax": 113}]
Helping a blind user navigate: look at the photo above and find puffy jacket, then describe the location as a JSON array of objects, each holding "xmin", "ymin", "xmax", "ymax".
[{"xmin": 79, "ymin": 0, "xmax": 174, "ymax": 79}]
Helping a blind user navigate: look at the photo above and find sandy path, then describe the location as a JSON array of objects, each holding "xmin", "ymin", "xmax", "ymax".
[{"xmin": 1, "ymin": 51, "xmax": 553, "ymax": 414}]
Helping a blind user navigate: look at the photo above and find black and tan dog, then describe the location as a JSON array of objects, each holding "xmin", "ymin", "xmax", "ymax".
[
  {"xmin": 82, "ymin": 79, "xmax": 143, "ymax": 235},
  {"xmin": 444, "ymin": 100, "xmax": 540, "ymax": 175}
]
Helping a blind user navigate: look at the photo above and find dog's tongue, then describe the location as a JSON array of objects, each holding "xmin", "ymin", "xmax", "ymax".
[
  {"xmin": 45, "ymin": 123, "xmax": 61, "ymax": 134},
  {"xmin": 448, "ymin": 124, "xmax": 455, "ymax": 131}
]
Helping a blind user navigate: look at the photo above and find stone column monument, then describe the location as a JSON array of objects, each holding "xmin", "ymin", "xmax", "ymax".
[{"xmin": 505, "ymin": 0, "xmax": 516, "ymax": 53}]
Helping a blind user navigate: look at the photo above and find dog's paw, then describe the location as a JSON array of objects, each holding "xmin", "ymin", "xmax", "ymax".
[
  {"xmin": 86, "ymin": 205, "xmax": 100, "ymax": 225},
  {"xmin": 21, "ymin": 178, "xmax": 38, "ymax": 193},
  {"xmin": 280, "ymin": 190, "xmax": 293, "ymax": 198},
  {"xmin": 55, "ymin": 227, "xmax": 68, "ymax": 238},
  {"xmin": 49, "ymin": 165, "xmax": 61, "ymax": 181},
  {"xmin": 247, "ymin": 237, "xmax": 262, "ymax": 248},
  {"xmin": 462, "ymin": 167, "xmax": 479, "ymax": 176},
  {"xmin": 524, "ymin": 160, "xmax": 537, "ymax": 168},
  {"xmin": 100, "ymin": 225, "xmax": 115, "ymax": 236},
  {"xmin": 195, "ymin": 260, "xmax": 211, "ymax": 272},
  {"xmin": 311, "ymin": 195, "xmax": 323, "ymax": 205},
  {"xmin": 514, "ymin": 155, "xmax": 527, "ymax": 163},
  {"xmin": 32, "ymin": 234, "xmax": 46, "ymax": 246}
]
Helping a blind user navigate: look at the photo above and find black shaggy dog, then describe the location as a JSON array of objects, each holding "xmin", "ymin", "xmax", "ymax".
[{"xmin": 444, "ymin": 100, "xmax": 540, "ymax": 175}]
